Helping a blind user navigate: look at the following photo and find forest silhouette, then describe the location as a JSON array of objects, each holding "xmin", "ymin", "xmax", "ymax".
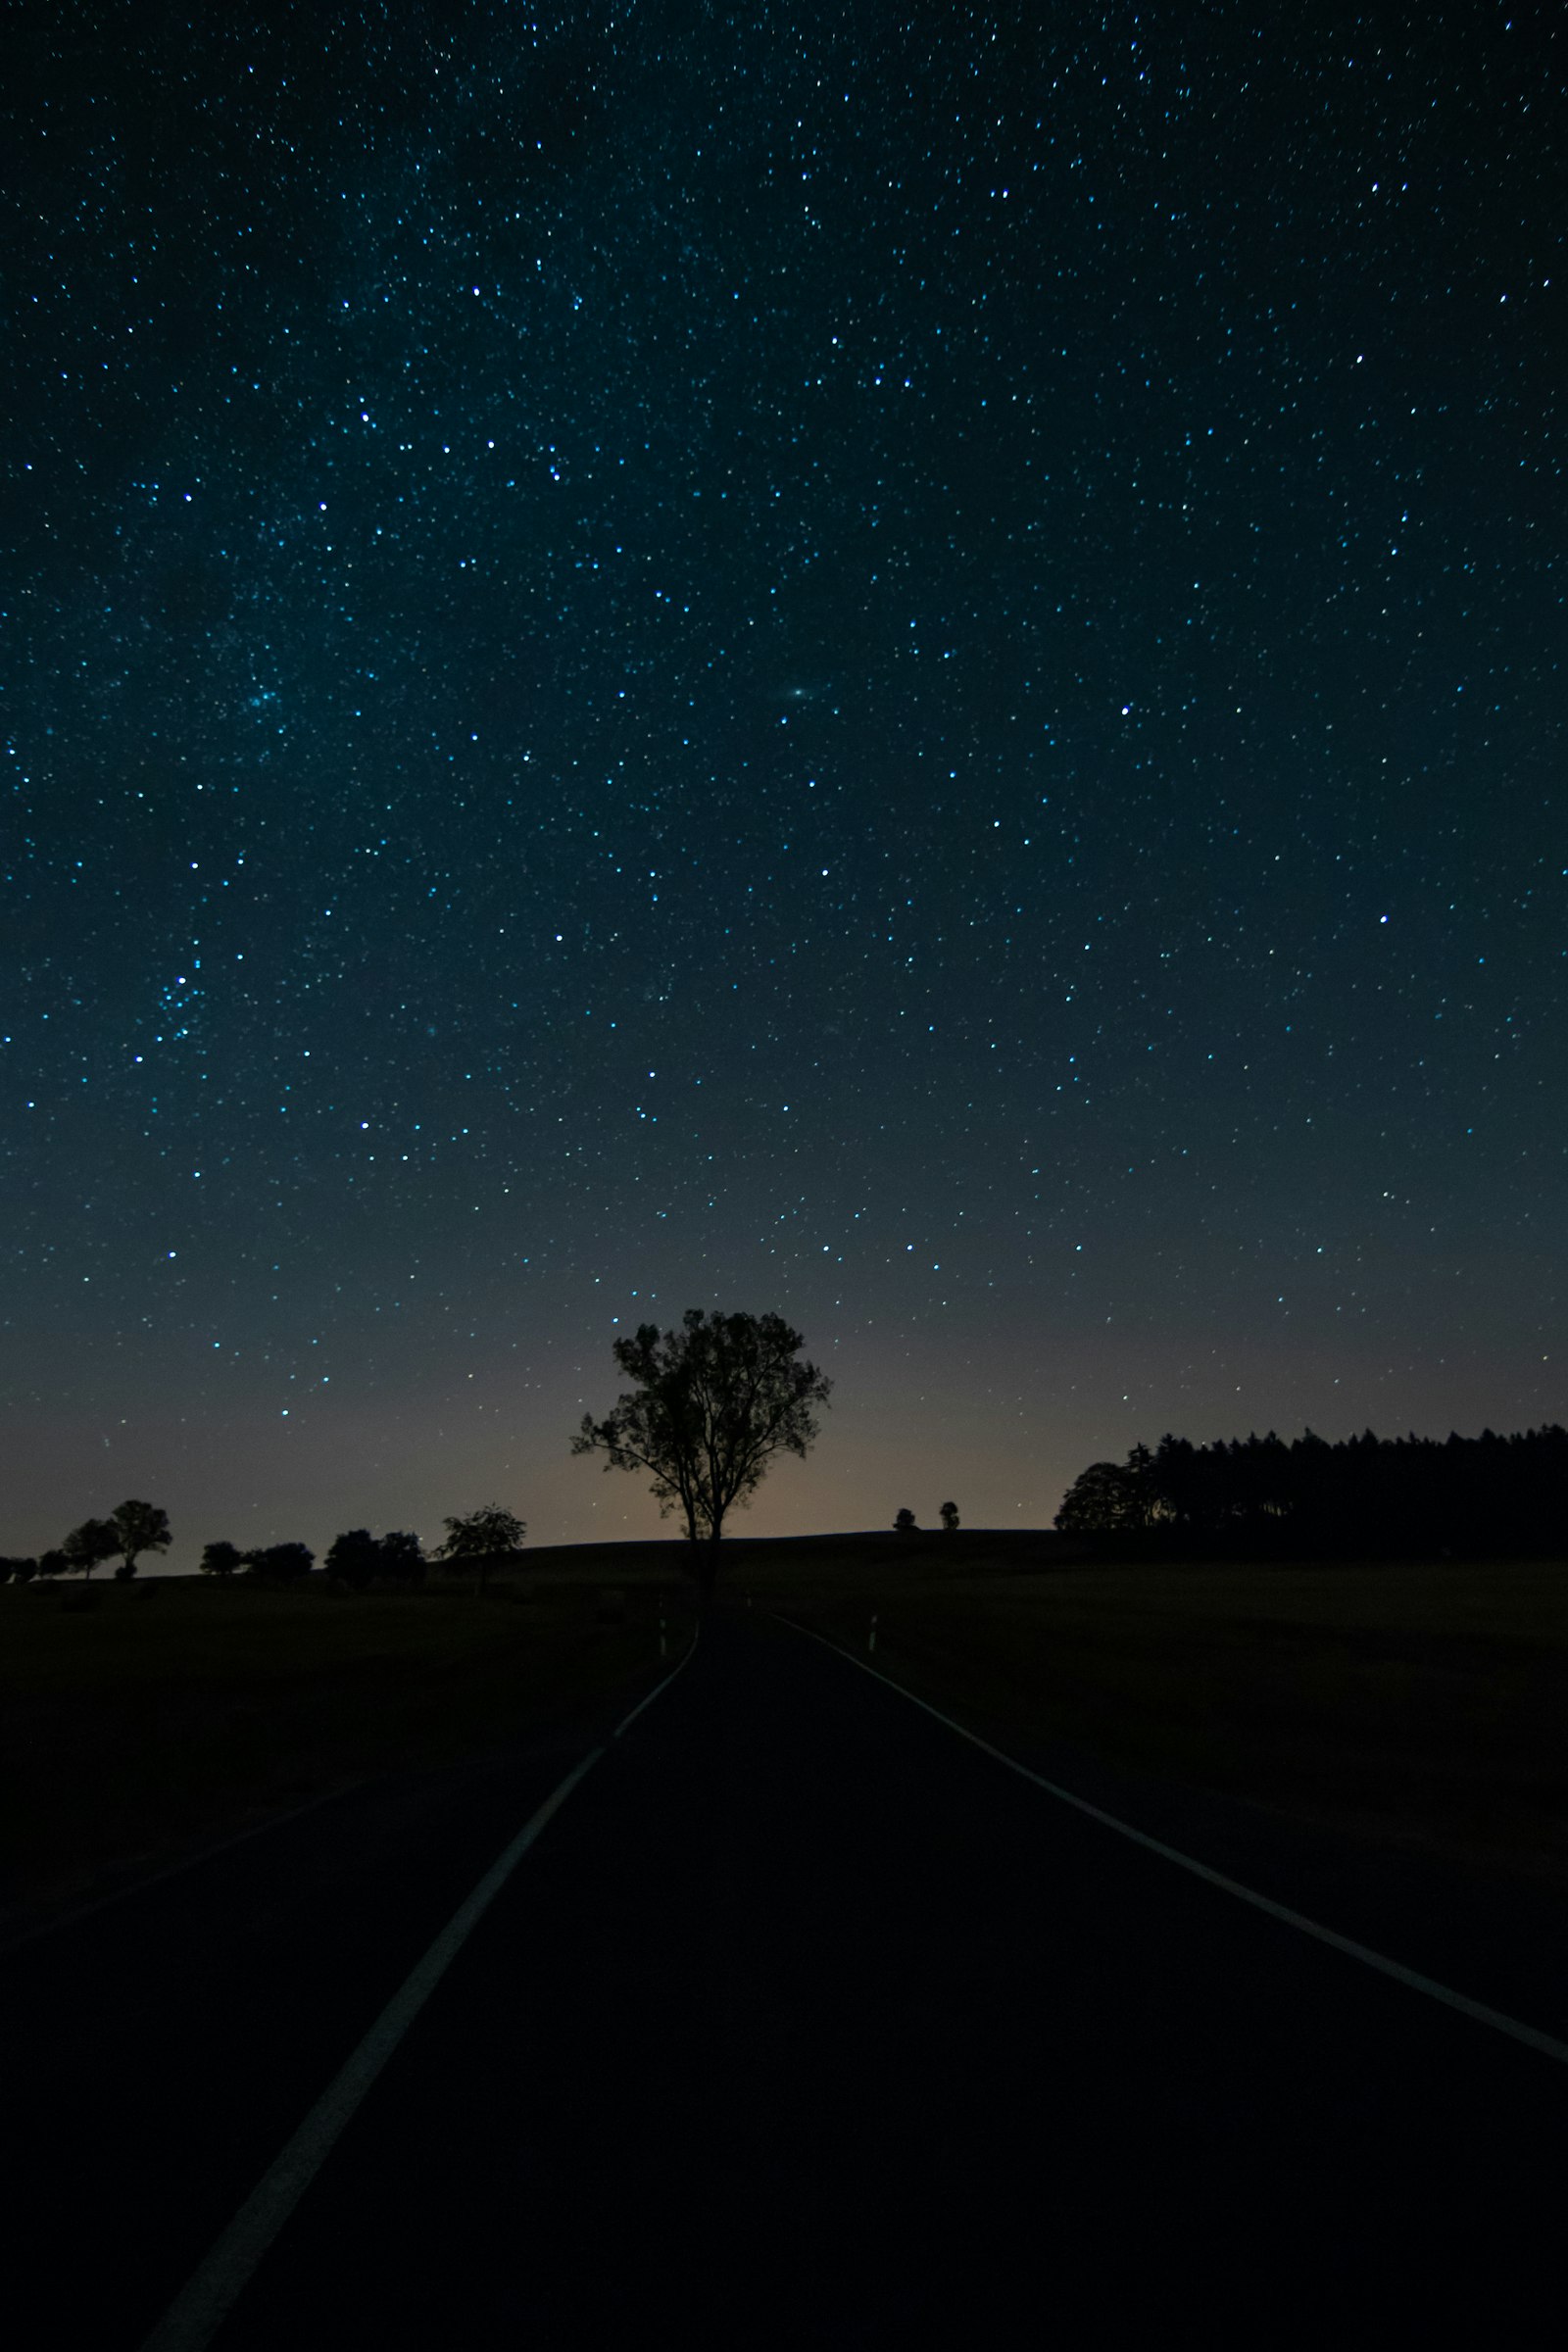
[{"xmin": 1055, "ymin": 1424, "xmax": 1568, "ymax": 1558}]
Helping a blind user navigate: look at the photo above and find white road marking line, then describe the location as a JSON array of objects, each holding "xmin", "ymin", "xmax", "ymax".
[
  {"xmin": 138, "ymin": 1749, "xmax": 603, "ymax": 2352},
  {"xmin": 773, "ymin": 1612, "xmax": 1568, "ymax": 2072},
  {"xmin": 614, "ymin": 1619, "xmax": 701, "ymax": 1736},
  {"xmin": 141, "ymin": 1625, "xmax": 703, "ymax": 2352}
]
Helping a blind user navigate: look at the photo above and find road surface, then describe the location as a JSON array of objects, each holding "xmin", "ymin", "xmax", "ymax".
[{"xmin": 5, "ymin": 1608, "xmax": 1565, "ymax": 2345}]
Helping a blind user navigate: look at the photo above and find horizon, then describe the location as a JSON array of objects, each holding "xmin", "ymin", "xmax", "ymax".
[{"xmin": 8, "ymin": 1404, "xmax": 1563, "ymax": 1578}]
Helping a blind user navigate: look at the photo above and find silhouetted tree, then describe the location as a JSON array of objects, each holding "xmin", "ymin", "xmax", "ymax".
[
  {"xmin": 199, "ymin": 1541, "xmax": 243, "ymax": 1578},
  {"xmin": 1, "ymin": 1556, "xmax": 38, "ymax": 1584},
  {"xmin": 62, "ymin": 1517, "xmax": 120, "ymax": 1583},
  {"xmin": 939, "ymin": 1500, "xmax": 960, "ymax": 1533},
  {"xmin": 325, "ymin": 1528, "xmax": 381, "ymax": 1590},
  {"xmin": 244, "ymin": 1543, "xmax": 314, "ymax": 1582},
  {"xmin": 1054, "ymin": 1460, "xmax": 1148, "ymax": 1533},
  {"xmin": 1124, "ymin": 1445, "xmax": 1173, "ymax": 1523},
  {"xmin": 378, "ymin": 1530, "xmax": 426, "ymax": 1587},
  {"xmin": 37, "ymin": 1547, "xmax": 70, "ymax": 1582},
  {"xmin": 1147, "ymin": 1435, "xmax": 1200, "ymax": 1528},
  {"xmin": 894, "ymin": 1507, "xmax": 919, "ymax": 1534},
  {"xmin": 110, "ymin": 1498, "xmax": 171, "ymax": 1581},
  {"xmin": 435, "ymin": 1505, "xmax": 525, "ymax": 1596},
  {"xmin": 572, "ymin": 1308, "xmax": 832, "ymax": 1600}
]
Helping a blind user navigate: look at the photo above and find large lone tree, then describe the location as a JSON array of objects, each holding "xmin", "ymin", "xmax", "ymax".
[{"xmin": 572, "ymin": 1308, "xmax": 831, "ymax": 1599}]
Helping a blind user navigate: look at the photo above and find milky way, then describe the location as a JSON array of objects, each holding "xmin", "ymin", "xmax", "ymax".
[{"xmin": 5, "ymin": 3, "xmax": 1562, "ymax": 1563}]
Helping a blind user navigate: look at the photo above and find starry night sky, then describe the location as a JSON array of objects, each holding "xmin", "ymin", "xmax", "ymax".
[{"xmin": 5, "ymin": 2, "xmax": 1563, "ymax": 1567}]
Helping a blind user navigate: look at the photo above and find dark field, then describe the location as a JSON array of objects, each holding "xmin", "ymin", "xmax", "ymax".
[
  {"xmin": 1, "ymin": 1565, "xmax": 693, "ymax": 1941},
  {"xmin": 736, "ymin": 1534, "xmax": 1568, "ymax": 1895},
  {"xmin": 8, "ymin": 1533, "xmax": 1568, "ymax": 1942}
]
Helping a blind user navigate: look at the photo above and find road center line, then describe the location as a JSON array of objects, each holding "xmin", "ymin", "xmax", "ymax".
[
  {"xmin": 773, "ymin": 1612, "xmax": 1568, "ymax": 2072},
  {"xmin": 141, "ymin": 1626, "xmax": 703, "ymax": 2352}
]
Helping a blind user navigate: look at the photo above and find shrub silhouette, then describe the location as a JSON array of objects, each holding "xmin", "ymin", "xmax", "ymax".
[{"xmin": 244, "ymin": 1542, "xmax": 315, "ymax": 1583}]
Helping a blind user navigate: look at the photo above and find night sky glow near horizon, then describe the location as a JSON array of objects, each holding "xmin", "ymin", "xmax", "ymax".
[{"xmin": 5, "ymin": 2, "xmax": 1564, "ymax": 1571}]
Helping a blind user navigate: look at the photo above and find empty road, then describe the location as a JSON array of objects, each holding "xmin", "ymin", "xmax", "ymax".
[{"xmin": 6, "ymin": 1608, "xmax": 1565, "ymax": 2345}]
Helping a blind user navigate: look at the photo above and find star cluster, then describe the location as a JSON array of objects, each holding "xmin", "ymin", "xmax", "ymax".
[{"xmin": 4, "ymin": 2, "xmax": 1562, "ymax": 1560}]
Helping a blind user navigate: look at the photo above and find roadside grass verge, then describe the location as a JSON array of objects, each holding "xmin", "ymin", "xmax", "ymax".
[
  {"xmin": 1, "ymin": 1573, "xmax": 695, "ymax": 1936},
  {"xmin": 741, "ymin": 1553, "xmax": 1568, "ymax": 1891}
]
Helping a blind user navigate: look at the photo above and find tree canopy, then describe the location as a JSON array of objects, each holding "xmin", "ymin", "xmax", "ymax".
[
  {"xmin": 110, "ymin": 1498, "xmax": 171, "ymax": 1580},
  {"xmin": 325, "ymin": 1527, "xmax": 382, "ymax": 1589},
  {"xmin": 377, "ymin": 1530, "xmax": 426, "ymax": 1585},
  {"xmin": 326, "ymin": 1527, "xmax": 427, "ymax": 1588},
  {"xmin": 61, "ymin": 1517, "xmax": 119, "ymax": 1582},
  {"xmin": 244, "ymin": 1542, "xmax": 314, "ymax": 1581},
  {"xmin": 435, "ymin": 1505, "xmax": 526, "ymax": 1594},
  {"xmin": 1054, "ymin": 1459, "xmax": 1155, "ymax": 1534},
  {"xmin": 572, "ymin": 1308, "xmax": 831, "ymax": 1592}
]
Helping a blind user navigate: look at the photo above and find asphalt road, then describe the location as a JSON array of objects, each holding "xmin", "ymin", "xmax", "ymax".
[{"xmin": 6, "ymin": 1608, "xmax": 1566, "ymax": 2346}]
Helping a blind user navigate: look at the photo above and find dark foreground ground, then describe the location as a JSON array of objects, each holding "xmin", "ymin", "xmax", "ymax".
[{"xmin": 5, "ymin": 1607, "xmax": 1566, "ymax": 2347}]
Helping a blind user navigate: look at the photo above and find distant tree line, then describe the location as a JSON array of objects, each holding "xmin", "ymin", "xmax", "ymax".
[
  {"xmin": 0, "ymin": 1498, "xmax": 170, "ymax": 1586},
  {"xmin": 198, "ymin": 1508, "xmax": 525, "ymax": 1592},
  {"xmin": 200, "ymin": 1540, "xmax": 318, "ymax": 1583},
  {"xmin": 1054, "ymin": 1426, "xmax": 1568, "ymax": 1558},
  {"xmin": 1, "ymin": 1504, "xmax": 523, "ymax": 1595}
]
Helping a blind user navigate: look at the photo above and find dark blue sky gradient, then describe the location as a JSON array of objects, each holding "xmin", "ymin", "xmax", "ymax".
[{"xmin": 5, "ymin": 2, "xmax": 1563, "ymax": 1564}]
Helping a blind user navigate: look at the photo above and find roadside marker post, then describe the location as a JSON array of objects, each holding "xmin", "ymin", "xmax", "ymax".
[
  {"xmin": 659, "ymin": 1608, "xmax": 667, "ymax": 1659},
  {"xmin": 868, "ymin": 1612, "xmax": 878, "ymax": 1654}
]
